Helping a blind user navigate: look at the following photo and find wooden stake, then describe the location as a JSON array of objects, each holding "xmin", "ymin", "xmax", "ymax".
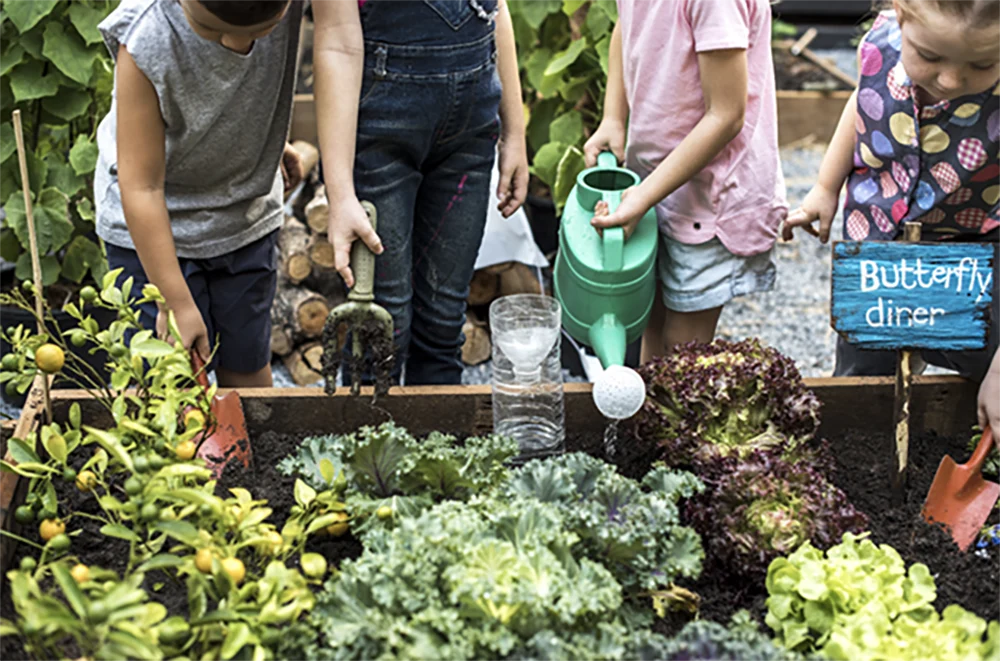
[
  {"xmin": 11, "ymin": 110, "xmax": 52, "ymax": 424},
  {"xmin": 892, "ymin": 221, "xmax": 922, "ymax": 500},
  {"xmin": 789, "ymin": 26, "xmax": 856, "ymax": 89}
]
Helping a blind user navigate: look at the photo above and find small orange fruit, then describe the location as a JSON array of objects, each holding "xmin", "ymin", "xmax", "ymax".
[
  {"xmin": 39, "ymin": 518, "xmax": 66, "ymax": 542},
  {"xmin": 35, "ymin": 344, "xmax": 65, "ymax": 374},
  {"xmin": 175, "ymin": 440, "xmax": 197, "ymax": 461},
  {"xmin": 70, "ymin": 564, "xmax": 90, "ymax": 584},
  {"xmin": 221, "ymin": 557, "xmax": 245, "ymax": 585},
  {"xmin": 325, "ymin": 511, "xmax": 349, "ymax": 537},
  {"xmin": 194, "ymin": 548, "xmax": 213, "ymax": 574}
]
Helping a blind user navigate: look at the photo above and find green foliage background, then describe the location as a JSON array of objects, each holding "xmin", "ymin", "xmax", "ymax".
[
  {"xmin": 509, "ymin": 0, "xmax": 617, "ymax": 212},
  {"xmin": 1, "ymin": 0, "xmax": 117, "ymax": 289}
]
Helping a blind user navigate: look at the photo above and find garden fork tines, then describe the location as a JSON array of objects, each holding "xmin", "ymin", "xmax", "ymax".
[{"xmin": 321, "ymin": 201, "xmax": 394, "ymax": 398}]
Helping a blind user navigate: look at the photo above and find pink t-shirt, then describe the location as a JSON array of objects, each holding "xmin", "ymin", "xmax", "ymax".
[{"xmin": 619, "ymin": 0, "xmax": 786, "ymax": 256}]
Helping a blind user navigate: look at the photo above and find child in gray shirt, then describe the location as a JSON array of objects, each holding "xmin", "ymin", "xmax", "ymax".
[{"xmin": 95, "ymin": 0, "xmax": 304, "ymax": 386}]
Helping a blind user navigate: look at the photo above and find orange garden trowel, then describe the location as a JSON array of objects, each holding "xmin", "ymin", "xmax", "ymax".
[
  {"xmin": 191, "ymin": 352, "xmax": 251, "ymax": 479},
  {"xmin": 923, "ymin": 425, "xmax": 999, "ymax": 551}
]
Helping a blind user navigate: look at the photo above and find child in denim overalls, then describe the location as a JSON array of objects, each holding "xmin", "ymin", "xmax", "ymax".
[
  {"xmin": 312, "ymin": 0, "xmax": 528, "ymax": 385},
  {"xmin": 783, "ymin": 0, "xmax": 1000, "ymax": 432}
]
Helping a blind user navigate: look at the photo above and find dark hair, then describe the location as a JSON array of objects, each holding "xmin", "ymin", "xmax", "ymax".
[
  {"xmin": 199, "ymin": 0, "xmax": 291, "ymax": 27},
  {"xmin": 891, "ymin": 0, "xmax": 1000, "ymax": 26}
]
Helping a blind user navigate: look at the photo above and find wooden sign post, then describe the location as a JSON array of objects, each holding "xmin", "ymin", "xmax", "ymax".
[{"xmin": 831, "ymin": 224, "xmax": 994, "ymax": 500}]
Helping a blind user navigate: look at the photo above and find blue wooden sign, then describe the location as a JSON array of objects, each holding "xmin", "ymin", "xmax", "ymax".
[{"xmin": 831, "ymin": 242, "xmax": 994, "ymax": 350}]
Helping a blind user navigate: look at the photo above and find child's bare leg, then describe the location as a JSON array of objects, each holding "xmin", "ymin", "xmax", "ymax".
[
  {"xmin": 660, "ymin": 306, "xmax": 723, "ymax": 355},
  {"xmin": 641, "ymin": 280, "xmax": 723, "ymax": 360},
  {"xmin": 216, "ymin": 364, "xmax": 273, "ymax": 388},
  {"xmin": 640, "ymin": 283, "xmax": 667, "ymax": 363}
]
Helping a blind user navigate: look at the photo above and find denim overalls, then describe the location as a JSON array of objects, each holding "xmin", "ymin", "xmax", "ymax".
[{"xmin": 354, "ymin": 0, "xmax": 501, "ymax": 385}]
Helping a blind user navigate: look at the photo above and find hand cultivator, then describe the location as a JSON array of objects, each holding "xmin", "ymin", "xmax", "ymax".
[{"xmin": 321, "ymin": 201, "xmax": 394, "ymax": 398}]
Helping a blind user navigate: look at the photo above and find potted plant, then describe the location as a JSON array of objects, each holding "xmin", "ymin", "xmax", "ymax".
[{"xmin": 1, "ymin": 0, "xmax": 119, "ymax": 406}]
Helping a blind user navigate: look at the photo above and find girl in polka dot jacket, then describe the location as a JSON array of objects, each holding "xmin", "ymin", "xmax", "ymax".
[{"xmin": 784, "ymin": 0, "xmax": 1000, "ymax": 434}]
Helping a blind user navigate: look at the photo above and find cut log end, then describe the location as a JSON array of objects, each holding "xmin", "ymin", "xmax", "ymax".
[
  {"xmin": 298, "ymin": 299, "xmax": 330, "ymax": 338},
  {"xmin": 305, "ymin": 186, "xmax": 329, "ymax": 234},
  {"xmin": 461, "ymin": 311, "xmax": 491, "ymax": 366},
  {"xmin": 309, "ymin": 237, "xmax": 336, "ymax": 269},
  {"xmin": 282, "ymin": 343, "xmax": 324, "ymax": 386},
  {"xmin": 286, "ymin": 255, "xmax": 313, "ymax": 283}
]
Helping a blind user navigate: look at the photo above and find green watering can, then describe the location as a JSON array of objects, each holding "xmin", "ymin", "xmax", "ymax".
[{"xmin": 553, "ymin": 151, "xmax": 658, "ymax": 371}]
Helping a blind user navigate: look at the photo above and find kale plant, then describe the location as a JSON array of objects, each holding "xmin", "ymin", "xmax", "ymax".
[
  {"xmin": 297, "ymin": 498, "xmax": 630, "ymax": 660},
  {"xmin": 278, "ymin": 423, "xmax": 519, "ymax": 527},
  {"xmin": 505, "ymin": 453, "xmax": 705, "ymax": 594},
  {"xmin": 628, "ymin": 611, "xmax": 803, "ymax": 661}
]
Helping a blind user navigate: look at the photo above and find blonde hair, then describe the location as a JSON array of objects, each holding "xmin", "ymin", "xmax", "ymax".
[{"xmin": 892, "ymin": 0, "xmax": 1000, "ymax": 27}]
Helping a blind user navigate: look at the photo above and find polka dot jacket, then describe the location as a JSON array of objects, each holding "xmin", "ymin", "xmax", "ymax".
[{"xmin": 844, "ymin": 11, "xmax": 999, "ymax": 242}]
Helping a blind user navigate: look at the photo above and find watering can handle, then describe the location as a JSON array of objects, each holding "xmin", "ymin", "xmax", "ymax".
[
  {"xmin": 349, "ymin": 201, "xmax": 378, "ymax": 303},
  {"xmin": 601, "ymin": 191, "xmax": 625, "ymax": 272},
  {"xmin": 597, "ymin": 151, "xmax": 618, "ymax": 169}
]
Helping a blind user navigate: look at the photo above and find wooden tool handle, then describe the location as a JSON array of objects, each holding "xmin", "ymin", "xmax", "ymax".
[{"xmin": 190, "ymin": 350, "xmax": 210, "ymax": 389}]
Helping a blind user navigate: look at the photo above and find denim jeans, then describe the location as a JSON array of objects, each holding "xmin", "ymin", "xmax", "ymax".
[{"xmin": 353, "ymin": 0, "xmax": 501, "ymax": 385}]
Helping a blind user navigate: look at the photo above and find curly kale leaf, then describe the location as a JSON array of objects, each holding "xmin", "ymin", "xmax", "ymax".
[
  {"xmin": 302, "ymin": 498, "xmax": 626, "ymax": 660},
  {"xmin": 505, "ymin": 453, "xmax": 704, "ymax": 593}
]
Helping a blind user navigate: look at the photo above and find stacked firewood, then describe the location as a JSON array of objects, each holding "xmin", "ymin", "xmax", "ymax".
[
  {"xmin": 461, "ymin": 261, "xmax": 545, "ymax": 367},
  {"xmin": 272, "ymin": 141, "xmax": 347, "ymax": 385},
  {"xmin": 272, "ymin": 141, "xmax": 546, "ymax": 381}
]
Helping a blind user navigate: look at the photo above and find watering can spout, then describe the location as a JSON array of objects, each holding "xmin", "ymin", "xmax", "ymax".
[{"xmin": 588, "ymin": 313, "xmax": 627, "ymax": 368}]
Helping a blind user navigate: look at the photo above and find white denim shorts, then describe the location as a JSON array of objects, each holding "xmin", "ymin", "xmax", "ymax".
[{"xmin": 657, "ymin": 234, "xmax": 776, "ymax": 312}]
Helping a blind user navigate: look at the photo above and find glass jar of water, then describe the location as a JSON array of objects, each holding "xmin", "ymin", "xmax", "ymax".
[{"xmin": 489, "ymin": 294, "xmax": 565, "ymax": 459}]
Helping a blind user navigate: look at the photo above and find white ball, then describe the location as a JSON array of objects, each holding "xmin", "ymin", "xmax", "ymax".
[{"xmin": 592, "ymin": 365, "xmax": 646, "ymax": 420}]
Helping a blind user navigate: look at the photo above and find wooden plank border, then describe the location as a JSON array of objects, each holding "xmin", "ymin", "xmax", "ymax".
[{"xmin": 0, "ymin": 375, "xmax": 47, "ymax": 570}]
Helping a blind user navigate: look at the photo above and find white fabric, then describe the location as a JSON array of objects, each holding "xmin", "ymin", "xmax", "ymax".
[{"xmin": 474, "ymin": 156, "xmax": 549, "ymax": 270}]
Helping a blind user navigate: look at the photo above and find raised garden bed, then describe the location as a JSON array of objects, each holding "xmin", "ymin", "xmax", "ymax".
[
  {"xmin": 2, "ymin": 373, "xmax": 994, "ymax": 660},
  {"xmin": 1, "ymin": 375, "xmax": 983, "ymax": 564}
]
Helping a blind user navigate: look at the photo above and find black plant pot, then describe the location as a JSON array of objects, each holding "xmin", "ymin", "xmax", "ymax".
[
  {"xmin": 0, "ymin": 304, "xmax": 116, "ymax": 409},
  {"xmin": 523, "ymin": 194, "xmax": 559, "ymax": 256}
]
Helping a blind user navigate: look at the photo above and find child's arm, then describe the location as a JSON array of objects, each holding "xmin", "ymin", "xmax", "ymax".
[
  {"xmin": 780, "ymin": 88, "xmax": 858, "ymax": 243},
  {"xmin": 114, "ymin": 47, "xmax": 209, "ymax": 359},
  {"xmin": 591, "ymin": 48, "xmax": 747, "ymax": 237},
  {"xmin": 583, "ymin": 21, "xmax": 627, "ymax": 166},
  {"xmin": 312, "ymin": 0, "xmax": 383, "ymax": 289},
  {"xmin": 495, "ymin": 0, "xmax": 528, "ymax": 218}
]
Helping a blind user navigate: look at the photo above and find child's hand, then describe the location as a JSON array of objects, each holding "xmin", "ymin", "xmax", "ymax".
[
  {"xmin": 782, "ymin": 185, "xmax": 840, "ymax": 243},
  {"xmin": 497, "ymin": 132, "xmax": 528, "ymax": 218},
  {"xmin": 590, "ymin": 187, "xmax": 648, "ymax": 238},
  {"xmin": 584, "ymin": 119, "xmax": 626, "ymax": 167},
  {"xmin": 978, "ymin": 350, "xmax": 1000, "ymax": 433},
  {"xmin": 328, "ymin": 195, "xmax": 384, "ymax": 289},
  {"xmin": 156, "ymin": 300, "xmax": 210, "ymax": 362},
  {"xmin": 281, "ymin": 142, "xmax": 304, "ymax": 192}
]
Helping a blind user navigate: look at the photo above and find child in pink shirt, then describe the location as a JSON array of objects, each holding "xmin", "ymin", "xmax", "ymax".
[{"xmin": 585, "ymin": 0, "xmax": 786, "ymax": 359}]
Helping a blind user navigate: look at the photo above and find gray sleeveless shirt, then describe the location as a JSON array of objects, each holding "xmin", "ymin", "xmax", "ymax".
[{"xmin": 94, "ymin": 0, "xmax": 302, "ymax": 259}]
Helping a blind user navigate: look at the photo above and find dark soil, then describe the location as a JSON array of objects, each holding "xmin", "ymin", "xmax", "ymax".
[
  {"xmin": 830, "ymin": 429, "xmax": 1000, "ymax": 622},
  {"xmin": 625, "ymin": 430, "xmax": 1000, "ymax": 632}
]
